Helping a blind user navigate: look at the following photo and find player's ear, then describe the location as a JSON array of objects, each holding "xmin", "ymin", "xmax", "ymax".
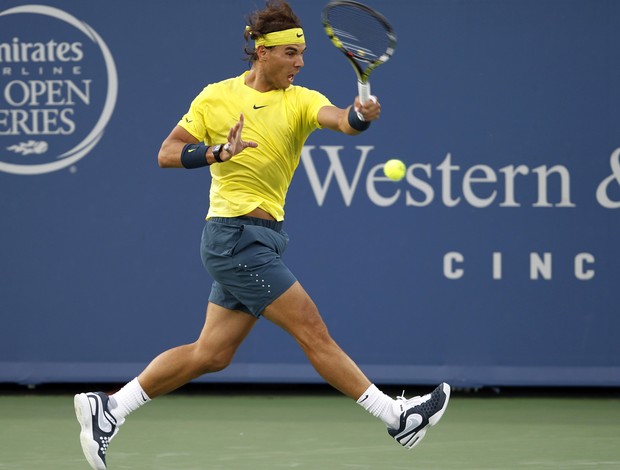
[{"xmin": 256, "ymin": 45, "xmax": 269, "ymax": 61}]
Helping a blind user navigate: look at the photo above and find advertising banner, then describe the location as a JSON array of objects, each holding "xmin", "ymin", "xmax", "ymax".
[{"xmin": 1, "ymin": 0, "xmax": 619, "ymax": 386}]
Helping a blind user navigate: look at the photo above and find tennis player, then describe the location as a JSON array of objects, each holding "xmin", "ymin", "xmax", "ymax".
[{"xmin": 74, "ymin": 1, "xmax": 449, "ymax": 468}]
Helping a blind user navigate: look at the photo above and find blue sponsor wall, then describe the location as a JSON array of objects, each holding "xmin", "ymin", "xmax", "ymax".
[{"xmin": 1, "ymin": 0, "xmax": 619, "ymax": 387}]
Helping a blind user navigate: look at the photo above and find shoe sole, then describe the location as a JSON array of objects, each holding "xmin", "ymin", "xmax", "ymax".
[{"xmin": 74, "ymin": 394, "xmax": 107, "ymax": 470}]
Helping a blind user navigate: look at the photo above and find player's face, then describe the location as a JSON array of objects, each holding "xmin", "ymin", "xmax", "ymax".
[{"xmin": 263, "ymin": 44, "xmax": 305, "ymax": 89}]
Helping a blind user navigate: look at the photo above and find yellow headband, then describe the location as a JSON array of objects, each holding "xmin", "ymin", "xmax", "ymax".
[{"xmin": 251, "ymin": 28, "xmax": 305, "ymax": 47}]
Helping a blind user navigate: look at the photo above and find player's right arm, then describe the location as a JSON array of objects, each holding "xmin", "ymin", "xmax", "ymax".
[{"xmin": 317, "ymin": 97, "xmax": 381, "ymax": 135}]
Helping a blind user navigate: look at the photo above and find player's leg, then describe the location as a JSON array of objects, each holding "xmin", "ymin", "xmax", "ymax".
[
  {"xmin": 262, "ymin": 281, "xmax": 450, "ymax": 450},
  {"xmin": 262, "ymin": 281, "xmax": 371, "ymax": 399},
  {"xmin": 74, "ymin": 302, "xmax": 256, "ymax": 469},
  {"xmin": 137, "ymin": 302, "xmax": 257, "ymax": 398}
]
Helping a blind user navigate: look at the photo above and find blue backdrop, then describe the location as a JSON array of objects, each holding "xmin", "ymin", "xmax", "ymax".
[{"xmin": 1, "ymin": 0, "xmax": 619, "ymax": 387}]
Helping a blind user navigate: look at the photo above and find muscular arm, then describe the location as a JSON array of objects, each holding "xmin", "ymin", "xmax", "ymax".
[
  {"xmin": 157, "ymin": 126, "xmax": 199, "ymax": 168},
  {"xmin": 157, "ymin": 114, "xmax": 257, "ymax": 168},
  {"xmin": 317, "ymin": 96, "xmax": 381, "ymax": 135}
]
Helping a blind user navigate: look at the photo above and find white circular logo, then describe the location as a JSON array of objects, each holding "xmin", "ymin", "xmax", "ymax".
[{"xmin": 0, "ymin": 5, "xmax": 117, "ymax": 175}]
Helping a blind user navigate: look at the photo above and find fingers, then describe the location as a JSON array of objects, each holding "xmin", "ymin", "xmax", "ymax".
[
  {"xmin": 234, "ymin": 113, "xmax": 258, "ymax": 148},
  {"xmin": 354, "ymin": 95, "xmax": 381, "ymax": 121},
  {"xmin": 225, "ymin": 113, "xmax": 258, "ymax": 157}
]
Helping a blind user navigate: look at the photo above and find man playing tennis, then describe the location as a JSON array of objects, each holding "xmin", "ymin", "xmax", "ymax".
[{"xmin": 74, "ymin": 1, "xmax": 449, "ymax": 468}]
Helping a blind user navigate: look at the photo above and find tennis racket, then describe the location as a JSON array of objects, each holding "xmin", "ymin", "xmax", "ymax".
[{"xmin": 322, "ymin": 0, "xmax": 397, "ymax": 104}]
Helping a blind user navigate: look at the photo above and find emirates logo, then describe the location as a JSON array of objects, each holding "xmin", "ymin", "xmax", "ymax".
[{"xmin": 0, "ymin": 5, "xmax": 118, "ymax": 175}]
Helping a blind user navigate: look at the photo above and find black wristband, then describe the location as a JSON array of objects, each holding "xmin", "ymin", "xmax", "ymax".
[
  {"xmin": 212, "ymin": 144, "xmax": 224, "ymax": 163},
  {"xmin": 347, "ymin": 106, "xmax": 371, "ymax": 131},
  {"xmin": 181, "ymin": 142, "xmax": 210, "ymax": 169}
]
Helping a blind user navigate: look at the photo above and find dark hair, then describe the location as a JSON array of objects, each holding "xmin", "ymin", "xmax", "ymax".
[{"xmin": 243, "ymin": 0, "xmax": 302, "ymax": 62}]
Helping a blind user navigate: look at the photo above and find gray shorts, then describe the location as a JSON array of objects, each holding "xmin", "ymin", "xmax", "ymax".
[{"xmin": 200, "ymin": 216, "xmax": 297, "ymax": 317}]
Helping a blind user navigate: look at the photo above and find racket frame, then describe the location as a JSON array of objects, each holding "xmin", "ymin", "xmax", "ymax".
[{"xmin": 322, "ymin": 0, "xmax": 396, "ymax": 103}]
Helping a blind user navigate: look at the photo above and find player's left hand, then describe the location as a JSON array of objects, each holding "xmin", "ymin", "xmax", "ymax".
[
  {"xmin": 223, "ymin": 113, "xmax": 258, "ymax": 161},
  {"xmin": 354, "ymin": 95, "xmax": 381, "ymax": 122}
]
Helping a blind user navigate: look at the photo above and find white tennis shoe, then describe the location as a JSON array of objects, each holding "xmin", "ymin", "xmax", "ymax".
[
  {"xmin": 74, "ymin": 392, "xmax": 123, "ymax": 470},
  {"xmin": 387, "ymin": 382, "xmax": 451, "ymax": 449}
]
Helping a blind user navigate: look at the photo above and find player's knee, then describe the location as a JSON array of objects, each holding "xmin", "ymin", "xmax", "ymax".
[
  {"xmin": 296, "ymin": 310, "xmax": 333, "ymax": 350},
  {"xmin": 204, "ymin": 358, "xmax": 231, "ymax": 373},
  {"xmin": 199, "ymin": 355, "xmax": 232, "ymax": 374},
  {"xmin": 191, "ymin": 344, "xmax": 233, "ymax": 374}
]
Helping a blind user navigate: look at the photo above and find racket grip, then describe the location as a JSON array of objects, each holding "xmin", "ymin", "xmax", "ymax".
[{"xmin": 358, "ymin": 80, "xmax": 371, "ymax": 104}]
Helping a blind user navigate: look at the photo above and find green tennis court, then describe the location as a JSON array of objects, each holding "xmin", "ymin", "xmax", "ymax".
[{"xmin": 1, "ymin": 388, "xmax": 619, "ymax": 469}]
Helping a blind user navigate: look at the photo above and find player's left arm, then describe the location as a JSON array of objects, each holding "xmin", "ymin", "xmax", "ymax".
[
  {"xmin": 317, "ymin": 96, "xmax": 381, "ymax": 135},
  {"xmin": 158, "ymin": 114, "xmax": 257, "ymax": 168},
  {"xmin": 158, "ymin": 126, "xmax": 200, "ymax": 168}
]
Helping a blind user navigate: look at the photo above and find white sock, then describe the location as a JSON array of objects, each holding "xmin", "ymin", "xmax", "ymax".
[
  {"xmin": 356, "ymin": 384, "xmax": 401, "ymax": 429},
  {"xmin": 109, "ymin": 377, "xmax": 151, "ymax": 422}
]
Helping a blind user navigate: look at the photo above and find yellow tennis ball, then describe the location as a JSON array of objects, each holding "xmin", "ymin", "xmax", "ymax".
[{"xmin": 383, "ymin": 159, "xmax": 406, "ymax": 181}]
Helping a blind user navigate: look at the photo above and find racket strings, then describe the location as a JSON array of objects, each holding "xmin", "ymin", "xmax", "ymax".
[{"xmin": 326, "ymin": 6, "xmax": 392, "ymax": 63}]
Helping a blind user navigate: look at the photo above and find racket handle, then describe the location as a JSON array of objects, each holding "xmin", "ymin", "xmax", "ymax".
[{"xmin": 358, "ymin": 80, "xmax": 371, "ymax": 104}]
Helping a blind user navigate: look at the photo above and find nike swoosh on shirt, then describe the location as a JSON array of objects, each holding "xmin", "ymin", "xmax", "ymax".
[{"xmin": 253, "ymin": 104, "xmax": 268, "ymax": 109}]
